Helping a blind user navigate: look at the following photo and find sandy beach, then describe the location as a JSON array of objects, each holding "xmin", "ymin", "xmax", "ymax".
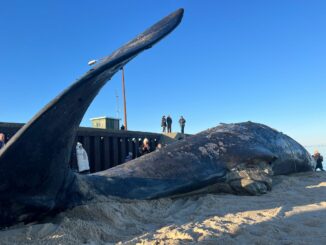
[{"xmin": 0, "ymin": 171, "xmax": 325, "ymax": 245}]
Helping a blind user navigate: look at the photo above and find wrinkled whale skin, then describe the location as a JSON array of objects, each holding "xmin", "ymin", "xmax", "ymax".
[{"xmin": 76, "ymin": 121, "xmax": 315, "ymax": 201}]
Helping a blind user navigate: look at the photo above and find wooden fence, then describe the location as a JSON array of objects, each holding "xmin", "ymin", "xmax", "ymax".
[{"xmin": 0, "ymin": 122, "xmax": 162, "ymax": 173}]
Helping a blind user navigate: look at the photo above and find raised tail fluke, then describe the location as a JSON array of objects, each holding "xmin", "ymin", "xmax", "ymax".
[{"xmin": 0, "ymin": 8, "xmax": 184, "ymax": 227}]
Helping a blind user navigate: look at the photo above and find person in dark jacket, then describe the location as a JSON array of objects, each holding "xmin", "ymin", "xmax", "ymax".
[
  {"xmin": 167, "ymin": 115, "xmax": 172, "ymax": 133},
  {"xmin": 179, "ymin": 116, "xmax": 186, "ymax": 134},
  {"xmin": 313, "ymin": 150, "xmax": 324, "ymax": 171},
  {"xmin": 0, "ymin": 133, "xmax": 5, "ymax": 150},
  {"xmin": 161, "ymin": 116, "xmax": 167, "ymax": 133},
  {"xmin": 139, "ymin": 138, "xmax": 151, "ymax": 156}
]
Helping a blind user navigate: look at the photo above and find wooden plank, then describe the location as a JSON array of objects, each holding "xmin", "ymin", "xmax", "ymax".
[
  {"xmin": 112, "ymin": 137, "xmax": 119, "ymax": 166},
  {"xmin": 103, "ymin": 137, "xmax": 111, "ymax": 170},
  {"xmin": 125, "ymin": 138, "xmax": 130, "ymax": 155},
  {"xmin": 83, "ymin": 136, "xmax": 92, "ymax": 172},
  {"xmin": 128, "ymin": 138, "xmax": 134, "ymax": 159},
  {"xmin": 139, "ymin": 137, "xmax": 144, "ymax": 156},
  {"xmin": 93, "ymin": 136, "xmax": 101, "ymax": 172},
  {"xmin": 154, "ymin": 138, "xmax": 158, "ymax": 150},
  {"xmin": 130, "ymin": 138, "xmax": 136, "ymax": 158},
  {"xmin": 149, "ymin": 138, "xmax": 155, "ymax": 151},
  {"xmin": 120, "ymin": 137, "xmax": 126, "ymax": 164}
]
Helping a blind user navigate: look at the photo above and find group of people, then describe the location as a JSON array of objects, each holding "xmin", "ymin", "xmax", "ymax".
[
  {"xmin": 161, "ymin": 115, "xmax": 186, "ymax": 134},
  {"xmin": 125, "ymin": 138, "xmax": 163, "ymax": 162},
  {"xmin": 139, "ymin": 138, "xmax": 163, "ymax": 156},
  {"xmin": 75, "ymin": 137, "xmax": 162, "ymax": 173}
]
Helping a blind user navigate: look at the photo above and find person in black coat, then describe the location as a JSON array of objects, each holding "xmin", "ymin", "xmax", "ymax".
[
  {"xmin": 161, "ymin": 116, "xmax": 167, "ymax": 133},
  {"xmin": 139, "ymin": 138, "xmax": 151, "ymax": 156},
  {"xmin": 313, "ymin": 150, "xmax": 324, "ymax": 171},
  {"xmin": 166, "ymin": 115, "xmax": 172, "ymax": 133}
]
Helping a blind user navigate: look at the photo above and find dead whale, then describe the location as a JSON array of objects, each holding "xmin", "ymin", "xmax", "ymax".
[
  {"xmin": 79, "ymin": 121, "xmax": 315, "ymax": 201},
  {"xmin": 0, "ymin": 8, "xmax": 315, "ymax": 228}
]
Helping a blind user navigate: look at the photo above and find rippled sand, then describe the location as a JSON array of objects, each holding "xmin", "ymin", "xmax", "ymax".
[{"xmin": 1, "ymin": 172, "xmax": 325, "ymax": 244}]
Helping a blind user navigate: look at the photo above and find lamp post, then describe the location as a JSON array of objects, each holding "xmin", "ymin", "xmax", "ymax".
[{"xmin": 121, "ymin": 67, "xmax": 128, "ymax": 130}]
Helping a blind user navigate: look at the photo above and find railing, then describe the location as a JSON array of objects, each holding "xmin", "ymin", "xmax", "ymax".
[{"xmin": 0, "ymin": 122, "xmax": 161, "ymax": 173}]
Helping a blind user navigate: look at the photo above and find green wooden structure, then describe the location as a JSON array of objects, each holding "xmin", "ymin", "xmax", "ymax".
[{"xmin": 90, "ymin": 116, "xmax": 120, "ymax": 130}]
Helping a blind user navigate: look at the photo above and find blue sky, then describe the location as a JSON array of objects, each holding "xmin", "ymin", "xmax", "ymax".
[{"xmin": 1, "ymin": 0, "xmax": 326, "ymax": 147}]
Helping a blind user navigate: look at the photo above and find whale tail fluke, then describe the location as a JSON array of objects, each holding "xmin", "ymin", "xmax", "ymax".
[{"xmin": 0, "ymin": 8, "xmax": 184, "ymax": 227}]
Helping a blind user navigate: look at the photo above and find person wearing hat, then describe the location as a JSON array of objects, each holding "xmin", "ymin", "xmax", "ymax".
[{"xmin": 313, "ymin": 150, "xmax": 324, "ymax": 171}]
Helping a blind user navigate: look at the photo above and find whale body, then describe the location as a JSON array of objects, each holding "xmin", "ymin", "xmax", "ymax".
[
  {"xmin": 0, "ymin": 8, "xmax": 315, "ymax": 228},
  {"xmin": 77, "ymin": 121, "xmax": 314, "ymax": 201}
]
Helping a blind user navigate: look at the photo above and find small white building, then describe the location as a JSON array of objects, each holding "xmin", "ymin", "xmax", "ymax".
[{"xmin": 90, "ymin": 116, "xmax": 120, "ymax": 130}]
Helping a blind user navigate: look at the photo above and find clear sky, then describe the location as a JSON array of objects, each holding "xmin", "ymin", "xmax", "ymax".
[{"xmin": 0, "ymin": 0, "xmax": 326, "ymax": 148}]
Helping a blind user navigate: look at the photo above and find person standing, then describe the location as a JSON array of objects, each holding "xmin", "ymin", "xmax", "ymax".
[
  {"xmin": 0, "ymin": 133, "xmax": 5, "ymax": 150},
  {"xmin": 161, "ymin": 116, "xmax": 167, "ymax": 133},
  {"xmin": 167, "ymin": 115, "xmax": 172, "ymax": 133},
  {"xmin": 313, "ymin": 150, "xmax": 324, "ymax": 171},
  {"xmin": 76, "ymin": 142, "xmax": 90, "ymax": 174},
  {"xmin": 179, "ymin": 116, "xmax": 186, "ymax": 134}
]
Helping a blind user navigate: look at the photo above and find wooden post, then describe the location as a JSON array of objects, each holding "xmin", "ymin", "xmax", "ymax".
[
  {"xmin": 83, "ymin": 136, "xmax": 92, "ymax": 172},
  {"xmin": 120, "ymin": 138, "xmax": 126, "ymax": 164},
  {"xmin": 103, "ymin": 137, "xmax": 111, "ymax": 169},
  {"xmin": 93, "ymin": 136, "xmax": 101, "ymax": 172},
  {"xmin": 128, "ymin": 138, "xmax": 134, "ymax": 158},
  {"xmin": 113, "ymin": 137, "xmax": 119, "ymax": 166}
]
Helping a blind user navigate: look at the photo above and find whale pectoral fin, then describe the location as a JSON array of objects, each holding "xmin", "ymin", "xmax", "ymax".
[{"xmin": 227, "ymin": 161, "xmax": 273, "ymax": 195}]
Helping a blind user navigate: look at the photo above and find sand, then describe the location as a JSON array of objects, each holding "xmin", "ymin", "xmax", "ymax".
[{"xmin": 0, "ymin": 172, "xmax": 325, "ymax": 245}]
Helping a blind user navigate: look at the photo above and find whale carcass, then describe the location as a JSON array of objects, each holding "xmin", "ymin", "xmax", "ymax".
[{"xmin": 0, "ymin": 8, "xmax": 315, "ymax": 228}]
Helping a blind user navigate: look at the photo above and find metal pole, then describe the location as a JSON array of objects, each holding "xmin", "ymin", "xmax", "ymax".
[{"xmin": 121, "ymin": 67, "xmax": 128, "ymax": 130}]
